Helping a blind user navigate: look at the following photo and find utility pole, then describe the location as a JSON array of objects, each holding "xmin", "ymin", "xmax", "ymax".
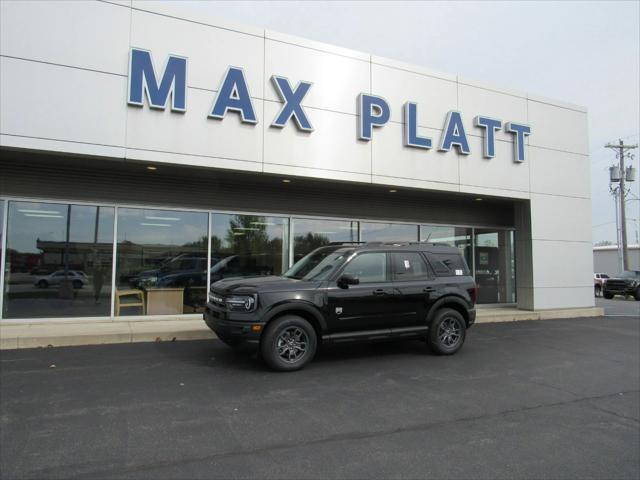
[{"xmin": 606, "ymin": 139, "xmax": 637, "ymax": 271}]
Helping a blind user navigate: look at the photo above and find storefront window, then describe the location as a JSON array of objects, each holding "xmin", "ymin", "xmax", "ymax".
[
  {"xmin": 2, "ymin": 201, "xmax": 114, "ymax": 319},
  {"xmin": 474, "ymin": 229, "xmax": 516, "ymax": 304},
  {"xmin": 210, "ymin": 213, "xmax": 288, "ymax": 285},
  {"xmin": 360, "ymin": 222, "xmax": 418, "ymax": 242},
  {"xmin": 115, "ymin": 208, "xmax": 208, "ymax": 316},
  {"xmin": 421, "ymin": 225, "xmax": 472, "ymax": 271},
  {"xmin": 292, "ymin": 218, "xmax": 358, "ymax": 264}
]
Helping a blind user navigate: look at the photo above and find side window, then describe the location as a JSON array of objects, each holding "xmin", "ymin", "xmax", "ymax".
[
  {"xmin": 391, "ymin": 252, "xmax": 430, "ymax": 281},
  {"xmin": 342, "ymin": 252, "xmax": 387, "ymax": 283},
  {"xmin": 427, "ymin": 253, "xmax": 470, "ymax": 277}
]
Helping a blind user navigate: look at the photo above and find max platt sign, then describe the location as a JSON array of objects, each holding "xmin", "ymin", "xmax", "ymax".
[{"xmin": 127, "ymin": 48, "xmax": 532, "ymax": 163}]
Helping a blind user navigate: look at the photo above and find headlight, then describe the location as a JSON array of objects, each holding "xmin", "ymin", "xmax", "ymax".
[{"xmin": 225, "ymin": 295, "xmax": 257, "ymax": 312}]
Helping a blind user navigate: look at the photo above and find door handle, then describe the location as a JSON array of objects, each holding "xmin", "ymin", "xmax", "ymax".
[
  {"xmin": 373, "ymin": 289, "xmax": 387, "ymax": 296},
  {"xmin": 423, "ymin": 287, "xmax": 435, "ymax": 293}
]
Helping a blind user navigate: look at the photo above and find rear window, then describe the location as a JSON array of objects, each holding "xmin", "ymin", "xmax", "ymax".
[
  {"xmin": 427, "ymin": 252, "xmax": 470, "ymax": 277},
  {"xmin": 391, "ymin": 252, "xmax": 430, "ymax": 281}
]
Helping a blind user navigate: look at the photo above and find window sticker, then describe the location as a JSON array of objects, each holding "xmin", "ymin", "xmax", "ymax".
[
  {"xmin": 455, "ymin": 269, "xmax": 463, "ymax": 276},
  {"xmin": 404, "ymin": 260, "xmax": 411, "ymax": 269}
]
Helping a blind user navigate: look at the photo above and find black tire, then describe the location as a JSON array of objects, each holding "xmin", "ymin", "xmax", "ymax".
[
  {"xmin": 427, "ymin": 308, "xmax": 466, "ymax": 355},
  {"xmin": 594, "ymin": 285, "xmax": 601, "ymax": 297},
  {"xmin": 603, "ymin": 291, "xmax": 614, "ymax": 299},
  {"xmin": 72, "ymin": 280, "xmax": 83, "ymax": 289},
  {"xmin": 37, "ymin": 280, "xmax": 48, "ymax": 288},
  {"xmin": 634, "ymin": 288, "xmax": 640, "ymax": 301},
  {"xmin": 260, "ymin": 315, "xmax": 317, "ymax": 371}
]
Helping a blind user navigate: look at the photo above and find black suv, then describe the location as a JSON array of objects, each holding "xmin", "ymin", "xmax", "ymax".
[
  {"xmin": 602, "ymin": 271, "xmax": 640, "ymax": 300},
  {"xmin": 204, "ymin": 242, "xmax": 477, "ymax": 371}
]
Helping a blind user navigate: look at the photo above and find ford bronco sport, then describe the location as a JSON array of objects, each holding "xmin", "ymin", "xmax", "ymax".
[{"xmin": 204, "ymin": 242, "xmax": 477, "ymax": 371}]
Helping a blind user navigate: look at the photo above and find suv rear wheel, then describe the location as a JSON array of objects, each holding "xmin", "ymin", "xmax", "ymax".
[
  {"xmin": 427, "ymin": 308, "xmax": 466, "ymax": 355},
  {"xmin": 261, "ymin": 315, "xmax": 317, "ymax": 371}
]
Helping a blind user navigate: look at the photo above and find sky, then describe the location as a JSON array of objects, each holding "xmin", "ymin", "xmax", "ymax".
[{"xmin": 171, "ymin": 0, "xmax": 639, "ymax": 244}]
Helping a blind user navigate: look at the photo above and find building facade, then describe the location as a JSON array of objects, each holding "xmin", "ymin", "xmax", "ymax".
[
  {"xmin": 593, "ymin": 245, "xmax": 640, "ymax": 275},
  {"xmin": 0, "ymin": 0, "xmax": 594, "ymax": 322}
]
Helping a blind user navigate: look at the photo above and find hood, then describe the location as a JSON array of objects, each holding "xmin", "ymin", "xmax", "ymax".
[{"xmin": 211, "ymin": 275, "xmax": 321, "ymax": 294}]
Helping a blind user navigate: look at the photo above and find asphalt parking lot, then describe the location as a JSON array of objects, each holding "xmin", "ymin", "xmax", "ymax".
[
  {"xmin": 596, "ymin": 296, "xmax": 640, "ymax": 316},
  {"xmin": 1, "ymin": 315, "xmax": 639, "ymax": 480}
]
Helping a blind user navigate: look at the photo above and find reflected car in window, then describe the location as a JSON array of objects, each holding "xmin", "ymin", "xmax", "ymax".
[{"xmin": 33, "ymin": 270, "xmax": 89, "ymax": 289}]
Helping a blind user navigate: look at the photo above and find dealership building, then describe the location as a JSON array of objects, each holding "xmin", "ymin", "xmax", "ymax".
[{"xmin": 0, "ymin": 1, "xmax": 597, "ymax": 329}]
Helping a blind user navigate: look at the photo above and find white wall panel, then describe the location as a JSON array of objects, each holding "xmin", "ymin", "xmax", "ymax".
[
  {"xmin": 531, "ymin": 240, "xmax": 594, "ymax": 288},
  {"xmin": 459, "ymin": 136, "xmax": 529, "ymax": 194},
  {"xmin": 458, "ymin": 82, "xmax": 528, "ymax": 142},
  {"xmin": 0, "ymin": 57, "xmax": 127, "ymax": 148},
  {"xmin": 264, "ymin": 39, "xmax": 370, "ymax": 115},
  {"xmin": 528, "ymin": 100, "xmax": 589, "ymax": 155},
  {"xmin": 263, "ymin": 102, "xmax": 370, "ymax": 176},
  {"xmin": 126, "ymin": 88, "xmax": 263, "ymax": 164},
  {"xmin": 371, "ymin": 123, "xmax": 459, "ymax": 190},
  {"xmin": 371, "ymin": 64, "xmax": 457, "ymax": 129},
  {"xmin": 130, "ymin": 9, "xmax": 264, "ymax": 96},
  {"xmin": 0, "ymin": 0, "xmax": 130, "ymax": 75},
  {"xmin": 530, "ymin": 194, "xmax": 592, "ymax": 242},
  {"xmin": 533, "ymin": 287, "xmax": 595, "ymax": 310},
  {"xmin": 529, "ymin": 147, "xmax": 590, "ymax": 198}
]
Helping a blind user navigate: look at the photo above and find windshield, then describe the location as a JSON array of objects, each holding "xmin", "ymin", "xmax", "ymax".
[{"xmin": 284, "ymin": 247, "xmax": 351, "ymax": 281}]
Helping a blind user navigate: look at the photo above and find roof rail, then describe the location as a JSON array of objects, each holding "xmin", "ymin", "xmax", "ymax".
[{"xmin": 328, "ymin": 241, "xmax": 367, "ymax": 245}]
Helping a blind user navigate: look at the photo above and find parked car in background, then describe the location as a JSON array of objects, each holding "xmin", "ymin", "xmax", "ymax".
[
  {"xmin": 594, "ymin": 272, "xmax": 609, "ymax": 297},
  {"xmin": 33, "ymin": 270, "xmax": 89, "ymax": 289},
  {"xmin": 602, "ymin": 271, "xmax": 640, "ymax": 300}
]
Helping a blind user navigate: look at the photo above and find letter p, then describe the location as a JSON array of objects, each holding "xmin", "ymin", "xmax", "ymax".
[{"xmin": 358, "ymin": 94, "xmax": 390, "ymax": 140}]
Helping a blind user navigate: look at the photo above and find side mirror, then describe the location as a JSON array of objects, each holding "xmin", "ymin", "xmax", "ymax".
[{"xmin": 337, "ymin": 274, "xmax": 359, "ymax": 289}]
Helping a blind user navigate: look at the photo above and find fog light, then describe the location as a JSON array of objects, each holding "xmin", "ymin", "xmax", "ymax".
[{"xmin": 251, "ymin": 325, "xmax": 262, "ymax": 332}]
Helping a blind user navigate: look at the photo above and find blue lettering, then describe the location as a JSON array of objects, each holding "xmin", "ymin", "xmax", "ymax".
[
  {"xmin": 209, "ymin": 67, "xmax": 257, "ymax": 123},
  {"xmin": 358, "ymin": 94, "xmax": 390, "ymax": 140},
  {"xmin": 271, "ymin": 76, "xmax": 313, "ymax": 131},
  {"xmin": 439, "ymin": 111, "xmax": 470, "ymax": 155},
  {"xmin": 403, "ymin": 102, "xmax": 432, "ymax": 149},
  {"xmin": 505, "ymin": 122, "xmax": 531, "ymax": 162},
  {"xmin": 474, "ymin": 116, "xmax": 502, "ymax": 158},
  {"xmin": 128, "ymin": 48, "xmax": 187, "ymax": 112}
]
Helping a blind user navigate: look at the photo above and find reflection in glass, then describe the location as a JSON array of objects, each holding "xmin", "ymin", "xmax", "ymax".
[
  {"xmin": 360, "ymin": 222, "xmax": 418, "ymax": 242},
  {"xmin": 474, "ymin": 229, "xmax": 516, "ymax": 304},
  {"xmin": 292, "ymin": 218, "xmax": 357, "ymax": 264},
  {"xmin": 210, "ymin": 214, "xmax": 288, "ymax": 285},
  {"xmin": 2, "ymin": 201, "xmax": 114, "ymax": 319},
  {"xmin": 115, "ymin": 208, "xmax": 208, "ymax": 315},
  {"xmin": 421, "ymin": 225, "xmax": 472, "ymax": 271}
]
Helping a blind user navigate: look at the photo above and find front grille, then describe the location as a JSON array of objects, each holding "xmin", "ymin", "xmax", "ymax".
[
  {"xmin": 606, "ymin": 280, "xmax": 630, "ymax": 289},
  {"xmin": 209, "ymin": 290, "xmax": 226, "ymax": 308}
]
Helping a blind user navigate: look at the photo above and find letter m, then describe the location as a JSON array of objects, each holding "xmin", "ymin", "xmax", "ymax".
[{"xmin": 128, "ymin": 48, "xmax": 187, "ymax": 112}]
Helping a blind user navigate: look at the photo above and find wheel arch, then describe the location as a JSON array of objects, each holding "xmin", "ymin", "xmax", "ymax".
[
  {"xmin": 262, "ymin": 302, "xmax": 327, "ymax": 342},
  {"xmin": 427, "ymin": 296, "xmax": 471, "ymax": 327}
]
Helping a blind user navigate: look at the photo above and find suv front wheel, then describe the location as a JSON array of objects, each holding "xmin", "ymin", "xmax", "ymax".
[
  {"xmin": 261, "ymin": 315, "xmax": 317, "ymax": 371},
  {"xmin": 427, "ymin": 308, "xmax": 467, "ymax": 355}
]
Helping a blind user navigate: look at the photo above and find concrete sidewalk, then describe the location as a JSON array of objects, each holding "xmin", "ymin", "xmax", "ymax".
[{"xmin": 0, "ymin": 307, "xmax": 604, "ymax": 349}]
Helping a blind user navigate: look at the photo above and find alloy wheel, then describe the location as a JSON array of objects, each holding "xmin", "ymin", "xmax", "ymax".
[
  {"xmin": 437, "ymin": 317, "xmax": 462, "ymax": 348},
  {"xmin": 276, "ymin": 327, "xmax": 308, "ymax": 363}
]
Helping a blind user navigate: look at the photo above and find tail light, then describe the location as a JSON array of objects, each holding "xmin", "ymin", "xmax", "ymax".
[{"xmin": 469, "ymin": 284, "xmax": 479, "ymax": 303}]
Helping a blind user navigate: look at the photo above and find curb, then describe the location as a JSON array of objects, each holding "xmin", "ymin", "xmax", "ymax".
[{"xmin": 0, "ymin": 307, "xmax": 605, "ymax": 350}]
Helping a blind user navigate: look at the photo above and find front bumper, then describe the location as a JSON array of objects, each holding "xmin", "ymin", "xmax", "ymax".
[{"xmin": 203, "ymin": 304, "xmax": 265, "ymax": 343}]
